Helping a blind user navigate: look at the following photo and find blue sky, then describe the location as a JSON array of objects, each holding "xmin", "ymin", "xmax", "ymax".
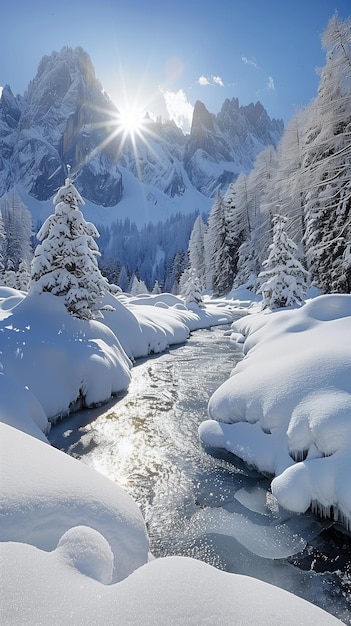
[{"xmin": 1, "ymin": 0, "xmax": 350, "ymax": 131}]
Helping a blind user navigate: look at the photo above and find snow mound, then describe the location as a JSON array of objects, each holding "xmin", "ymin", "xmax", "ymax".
[
  {"xmin": 200, "ymin": 294, "xmax": 351, "ymax": 529},
  {"xmin": 57, "ymin": 526, "xmax": 114, "ymax": 584},
  {"xmin": 0, "ymin": 291, "xmax": 132, "ymax": 420},
  {"xmin": 1, "ymin": 546, "xmax": 341, "ymax": 626},
  {"xmin": 0, "ymin": 422, "xmax": 149, "ymax": 582},
  {"xmin": 0, "ymin": 371, "xmax": 49, "ymax": 442}
]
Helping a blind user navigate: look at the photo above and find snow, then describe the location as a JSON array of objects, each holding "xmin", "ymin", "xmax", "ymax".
[
  {"xmin": 199, "ymin": 294, "xmax": 351, "ymax": 531},
  {"xmin": 0, "ymin": 422, "xmax": 149, "ymax": 583},
  {"xmin": 0, "ymin": 291, "xmax": 132, "ymax": 420},
  {"xmin": 1, "ymin": 534, "xmax": 341, "ymax": 625},
  {"xmin": 0, "ymin": 286, "xmax": 346, "ymax": 624}
]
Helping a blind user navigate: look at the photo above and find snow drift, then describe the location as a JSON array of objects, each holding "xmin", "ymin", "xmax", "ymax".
[{"xmin": 199, "ymin": 294, "xmax": 351, "ymax": 530}]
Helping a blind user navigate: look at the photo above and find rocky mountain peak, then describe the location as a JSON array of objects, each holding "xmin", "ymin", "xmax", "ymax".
[{"xmin": 0, "ymin": 47, "xmax": 284, "ymax": 221}]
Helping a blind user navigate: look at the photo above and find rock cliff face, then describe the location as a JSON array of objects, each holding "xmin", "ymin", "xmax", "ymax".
[
  {"xmin": 0, "ymin": 46, "xmax": 283, "ymax": 217},
  {"xmin": 184, "ymin": 98, "xmax": 283, "ymax": 196},
  {"xmin": 1, "ymin": 47, "xmax": 123, "ymax": 206}
]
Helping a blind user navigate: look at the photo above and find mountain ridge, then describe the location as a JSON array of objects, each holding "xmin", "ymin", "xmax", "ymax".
[{"xmin": 0, "ymin": 46, "xmax": 284, "ymax": 227}]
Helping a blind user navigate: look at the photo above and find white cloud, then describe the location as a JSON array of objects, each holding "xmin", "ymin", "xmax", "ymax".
[
  {"xmin": 0, "ymin": 86, "xmax": 3, "ymax": 99},
  {"xmin": 212, "ymin": 76, "xmax": 224, "ymax": 87},
  {"xmin": 241, "ymin": 56, "xmax": 260, "ymax": 70},
  {"xmin": 197, "ymin": 75, "xmax": 224, "ymax": 87},
  {"xmin": 163, "ymin": 89, "xmax": 194, "ymax": 134},
  {"xmin": 268, "ymin": 76, "xmax": 275, "ymax": 90},
  {"xmin": 198, "ymin": 75, "xmax": 210, "ymax": 86},
  {"xmin": 241, "ymin": 57, "xmax": 275, "ymax": 93}
]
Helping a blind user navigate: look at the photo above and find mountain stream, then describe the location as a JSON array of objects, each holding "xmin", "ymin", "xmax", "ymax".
[{"xmin": 50, "ymin": 323, "xmax": 351, "ymax": 624}]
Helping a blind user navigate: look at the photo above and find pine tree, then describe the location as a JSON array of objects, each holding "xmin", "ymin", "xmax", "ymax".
[
  {"xmin": 30, "ymin": 172, "xmax": 110, "ymax": 319},
  {"xmin": 151, "ymin": 280, "xmax": 161, "ymax": 294},
  {"xmin": 182, "ymin": 268, "xmax": 204, "ymax": 308},
  {"xmin": 129, "ymin": 275, "xmax": 148, "ymax": 295},
  {"xmin": 188, "ymin": 215, "xmax": 206, "ymax": 289},
  {"xmin": 302, "ymin": 14, "xmax": 351, "ymax": 293},
  {"xmin": 205, "ymin": 192, "xmax": 236, "ymax": 296},
  {"xmin": 0, "ymin": 211, "xmax": 5, "ymax": 284},
  {"xmin": 1, "ymin": 189, "xmax": 33, "ymax": 273},
  {"xmin": 117, "ymin": 265, "xmax": 130, "ymax": 292},
  {"xmin": 258, "ymin": 214, "xmax": 308, "ymax": 309}
]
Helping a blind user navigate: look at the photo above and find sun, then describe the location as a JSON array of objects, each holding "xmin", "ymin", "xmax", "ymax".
[
  {"xmin": 118, "ymin": 106, "xmax": 145, "ymax": 136},
  {"xmin": 80, "ymin": 85, "xmax": 158, "ymax": 182}
]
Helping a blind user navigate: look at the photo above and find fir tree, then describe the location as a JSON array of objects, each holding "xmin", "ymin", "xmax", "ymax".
[
  {"xmin": 205, "ymin": 192, "xmax": 236, "ymax": 296},
  {"xmin": 30, "ymin": 171, "xmax": 110, "ymax": 319},
  {"xmin": 188, "ymin": 215, "xmax": 206, "ymax": 289},
  {"xmin": 302, "ymin": 14, "xmax": 351, "ymax": 293},
  {"xmin": 1, "ymin": 189, "xmax": 33, "ymax": 273},
  {"xmin": 117, "ymin": 265, "xmax": 130, "ymax": 292},
  {"xmin": 258, "ymin": 214, "xmax": 308, "ymax": 309},
  {"xmin": 182, "ymin": 268, "xmax": 204, "ymax": 308}
]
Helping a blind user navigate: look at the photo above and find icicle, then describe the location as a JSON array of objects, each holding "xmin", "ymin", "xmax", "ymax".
[{"xmin": 288, "ymin": 448, "xmax": 308, "ymax": 462}]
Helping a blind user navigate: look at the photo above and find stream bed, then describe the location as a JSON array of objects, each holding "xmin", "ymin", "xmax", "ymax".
[{"xmin": 50, "ymin": 324, "xmax": 351, "ymax": 623}]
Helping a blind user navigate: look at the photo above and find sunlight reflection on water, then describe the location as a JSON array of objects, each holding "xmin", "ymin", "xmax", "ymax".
[{"xmin": 50, "ymin": 326, "xmax": 351, "ymax": 624}]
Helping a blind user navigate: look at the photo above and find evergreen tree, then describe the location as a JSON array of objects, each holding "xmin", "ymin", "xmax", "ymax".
[
  {"xmin": 205, "ymin": 192, "xmax": 236, "ymax": 296},
  {"xmin": 302, "ymin": 14, "xmax": 351, "ymax": 293},
  {"xmin": 1, "ymin": 189, "xmax": 33, "ymax": 273},
  {"xmin": 0, "ymin": 211, "xmax": 5, "ymax": 284},
  {"xmin": 16, "ymin": 259, "xmax": 31, "ymax": 291},
  {"xmin": 117, "ymin": 265, "xmax": 130, "ymax": 292},
  {"xmin": 129, "ymin": 275, "xmax": 148, "ymax": 295},
  {"xmin": 258, "ymin": 214, "xmax": 308, "ymax": 309},
  {"xmin": 151, "ymin": 280, "xmax": 161, "ymax": 294},
  {"xmin": 188, "ymin": 215, "xmax": 206, "ymax": 289},
  {"xmin": 30, "ymin": 172, "xmax": 110, "ymax": 319},
  {"xmin": 182, "ymin": 268, "xmax": 204, "ymax": 308}
]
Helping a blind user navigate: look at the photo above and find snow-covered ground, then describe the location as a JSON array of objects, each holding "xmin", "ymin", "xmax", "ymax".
[
  {"xmin": 0, "ymin": 286, "xmax": 346, "ymax": 624},
  {"xmin": 200, "ymin": 293, "xmax": 351, "ymax": 533}
]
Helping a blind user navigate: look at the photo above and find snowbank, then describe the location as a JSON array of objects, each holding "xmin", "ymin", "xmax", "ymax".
[
  {"xmin": 199, "ymin": 294, "xmax": 351, "ymax": 530},
  {"xmin": 0, "ymin": 288, "xmax": 238, "ymax": 431},
  {"xmin": 0, "ymin": 288, "xmax": 344, "ymax": 624},
  {"xmin": 0, "ymin": 292, "xmax": 132, "ymax": 421},
  {"xmin": 0, "ymin": 422, "xmax": 149, "ymax": 583},
  {"xmin": 1, "ymin": 530, "xmax": 341, "ymax": 625}
]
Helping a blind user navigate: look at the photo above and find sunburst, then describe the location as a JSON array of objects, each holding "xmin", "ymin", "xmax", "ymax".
[{"xmin": 77, "ymin": 90, "xmax": 159, "ymax": 185}]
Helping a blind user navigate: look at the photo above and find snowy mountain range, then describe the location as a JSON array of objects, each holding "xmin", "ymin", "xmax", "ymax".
[{"xmin": 0, "ymin": 47, "xmax": 283, "ymax": 228}]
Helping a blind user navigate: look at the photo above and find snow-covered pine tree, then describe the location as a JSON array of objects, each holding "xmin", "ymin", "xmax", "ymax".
[
  {"xmin": 16, "ymin": 259, "xmax": 31, "ymax": 291},
  {"xmin": 232, "ymin": 147, "xmax": 277, "ymax": 291},
  {"xmin": 258, "ymin": 213, "xmax": 308, "ymax": 309},
  {"xmin": 188, "ymin": 215, "xmax": 206, "ymax": 289},
  {"xmin": 30, "ymin": 172, "xmax": 110, "ymax": 319},
  {"xmin": 117, "ymin": 265, "xmax": 130, "ymax": 292},
  {"xmin": 182, "ymin": 268, "xmax": 204, "ymax": 308},
  {"xmin": 129, "ymin": 275, "xmax": 148, "ymax": 295},
  {"xmin": 302, "ymin": 14, "xmax": 351, "ymax": 293},
  {"xmin": 151, "ymin": 280, "xmax": 161, "ymax": 294},
  {"xmin": 0, "ymin": 211, "xmax": 5, "ymax": 284},
  {"xmin": 205, "ymin": 192, "xmax": 236, "ymax": 296},
  {"xmin": 1, "ymin": 189, "xmax": 33, "ymax": 274}
]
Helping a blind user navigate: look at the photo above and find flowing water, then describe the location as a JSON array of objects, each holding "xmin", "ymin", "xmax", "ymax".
[{"xmin": 50, "ymin": 324, "xmax": 351, "ymax": 623}]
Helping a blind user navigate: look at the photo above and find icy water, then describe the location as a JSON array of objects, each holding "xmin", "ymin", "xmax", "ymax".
[{"xmin": 50, "ymin": 325, "xmax": 351, "ymax": 624}]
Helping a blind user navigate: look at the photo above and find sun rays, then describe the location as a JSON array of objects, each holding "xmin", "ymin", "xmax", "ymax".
[{"xmin": 73, "ymin": 96, "xmax": 159, "ymax": 185}]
